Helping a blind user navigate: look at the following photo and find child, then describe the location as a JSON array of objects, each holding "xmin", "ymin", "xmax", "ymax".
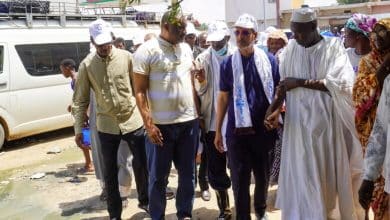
[{"xmin": 60, "ymin": 58, "xmax": 93, "ymax": 172}]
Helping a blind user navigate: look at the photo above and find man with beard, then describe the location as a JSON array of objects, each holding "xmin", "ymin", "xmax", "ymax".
[
  {"xmin": 214, "ymin": 14, "xmax": 280, "ymax": 220},
  {"xmin": 132, "ymin": 10, "xmax": 199, "ymax": 220}
]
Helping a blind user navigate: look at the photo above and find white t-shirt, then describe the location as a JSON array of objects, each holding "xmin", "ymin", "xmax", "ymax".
[{"xmin": 132, "ymin": 37, "xmax": 197, "ymax": 124}]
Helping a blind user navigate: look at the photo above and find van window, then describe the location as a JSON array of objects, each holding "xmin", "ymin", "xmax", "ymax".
[
  {"xmin": 15, "ymin": 42, "xmax": 90, "ymax": 76},
  {"xmin": 0, "ymin": 46, "xmax": 3, "ymax": 74}
]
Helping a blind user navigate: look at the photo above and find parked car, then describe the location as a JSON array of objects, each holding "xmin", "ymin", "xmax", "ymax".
[{"xmin": 0, "ymin": 26, "xmax": 145, "ymax": 150}]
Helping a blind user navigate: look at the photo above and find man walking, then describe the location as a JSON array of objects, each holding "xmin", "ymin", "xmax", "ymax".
[
  {"xmin": 214, "ymin": 14, "xmax": 280, "ymax": 220},
  {"xmin": 264, "ymin": 7, "xmax": 364, "ymax": 220},
  {"xmin": 72, "ymin": 19, "xmax": 149, "ymax": 220},
  {"xmin": 194, "ymin": 20, "xmax": 233, "ymax": 219},
  {"xmin": 132, "ymin": 11, "xmax": 198, "ymax": 220}
]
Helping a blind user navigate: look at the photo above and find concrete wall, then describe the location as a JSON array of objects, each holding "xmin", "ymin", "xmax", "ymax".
[
  {"xmin": 225, "ymin": 0, "xmax": 277, "ymax": 30},
  {"xmin": 181, "ymin": 0, "xmax": 226, "ymax": 23}
]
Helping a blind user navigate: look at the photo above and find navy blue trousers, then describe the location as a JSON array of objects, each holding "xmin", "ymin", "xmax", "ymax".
[
  {"xmin": 146, "ymin": 119, "xmax": 198, "ymax": 220},
  {"xmin": 226, "ymin": 134, "xmax": 274, "ymax": 220}
]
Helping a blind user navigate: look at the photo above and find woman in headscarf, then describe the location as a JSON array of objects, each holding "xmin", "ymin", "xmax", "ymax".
[
  {"xmin": 344, "ymin": 13, "xmax": 377, "ymax": 74},
  {"xmin": 353, "ymin": 18, "xmax": 390, "ymax": 220},
  {"xmin": 266, "ymin": 29, "xmax": 288, "ymax": 185},
  {"xmin": 266, "ymin": 29, "xmax": 288, "ymax": 56}
]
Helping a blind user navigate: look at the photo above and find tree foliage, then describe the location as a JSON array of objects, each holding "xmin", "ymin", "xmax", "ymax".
[{"xmin": 119, "ymin": 0, "xmax": 141, "ymax": 12}]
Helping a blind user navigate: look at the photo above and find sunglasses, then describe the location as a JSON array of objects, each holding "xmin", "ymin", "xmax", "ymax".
[{"xmin": 234, "ymin": 29, "xmax": 252, "ymax": 37}]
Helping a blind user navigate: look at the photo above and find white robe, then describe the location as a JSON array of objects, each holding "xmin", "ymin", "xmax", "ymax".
[
  {"xmin": 276, "ymin": 37, "xmax": 364, "ymax": 220},
  {"xmin": 364, "ymin": 75, "xmax": 390, "ymax": 193}
]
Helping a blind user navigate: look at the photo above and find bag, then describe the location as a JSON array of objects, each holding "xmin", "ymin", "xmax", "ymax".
[{"xmin": 82, "ymin": 127, "xmax": 91, "ymax": 147}]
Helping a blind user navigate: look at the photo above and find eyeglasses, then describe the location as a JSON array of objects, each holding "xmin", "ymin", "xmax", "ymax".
[{"xmin": 234, "ymin": 29, "xmax": 251, "ymax": 37}]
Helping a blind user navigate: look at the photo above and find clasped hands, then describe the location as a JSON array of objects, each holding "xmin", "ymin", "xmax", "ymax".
[{"xmin": 264, "ymin": 77, "xmax": 300, "ymax": 130}]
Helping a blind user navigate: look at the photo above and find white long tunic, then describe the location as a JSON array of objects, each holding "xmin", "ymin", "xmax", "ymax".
[
  {"xmin": 364, "ymin": 75, "xmax": 390, "ymax": 193},
  {"xmin": 276, "ymin": 37, "xmax": 364, "ymax": 220}
]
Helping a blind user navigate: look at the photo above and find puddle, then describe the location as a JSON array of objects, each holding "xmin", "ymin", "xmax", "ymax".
[{"xmin": 0, "ymin": 147, "xmax": 87, "ymax": 219}]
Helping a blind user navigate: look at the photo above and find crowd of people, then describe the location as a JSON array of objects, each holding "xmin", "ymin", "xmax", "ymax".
[{"xmin": 59, "ymin": 5, "xmax": 390, "ymax": 220}]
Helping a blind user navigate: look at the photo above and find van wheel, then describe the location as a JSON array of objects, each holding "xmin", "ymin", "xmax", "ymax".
[{"xmin": 0, "ymin": 124, "xmax": 4, "ymax": 151}]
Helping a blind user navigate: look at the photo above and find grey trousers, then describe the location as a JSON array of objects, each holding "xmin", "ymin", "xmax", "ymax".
[{"xmin": 89, "ymin": 92, "xmax": 133, "ymax": 197}]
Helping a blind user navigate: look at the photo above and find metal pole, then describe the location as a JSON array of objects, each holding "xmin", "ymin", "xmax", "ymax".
[
  {"xmin": 263, "ymin": 0, "xmax": 266, "ymax": 30},
  {"xmin": 276, "ymin": 0, "xmax": 280, "ymax": 28}
]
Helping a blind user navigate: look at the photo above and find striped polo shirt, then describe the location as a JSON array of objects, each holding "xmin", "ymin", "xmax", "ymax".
[{"xmin": 133, "ymin": 37, "xmax": 197, "ymax": 124}]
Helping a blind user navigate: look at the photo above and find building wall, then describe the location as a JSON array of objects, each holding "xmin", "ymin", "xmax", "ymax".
[
  {"xmin": 281, "ymin": 0, "xmax": 304, "ymax": 10},
  {"xmin": 225, "ymin": 0, "xmax": 277, "ymax": 30},
  {"xmin": 304, "ymin": 0, "xmax": 338, "ymax": 7},
  {"xmin": 280, "ymin": 1, "xmax": 390, "ymax": 28},
  {"xmin": 181, "ymin": 0, "xmax": 225, "ymax": 22}
]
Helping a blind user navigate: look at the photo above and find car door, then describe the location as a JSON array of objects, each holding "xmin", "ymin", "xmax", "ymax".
[
  {"xmin": 0, "ymin": 43, "xmax": 10, "ymax": 144},
  {"xmin": 0, "ymin": 43, "xmax": 10, "ymax": 116}
]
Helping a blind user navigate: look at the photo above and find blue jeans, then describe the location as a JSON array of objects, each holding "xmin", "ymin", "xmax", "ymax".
[{"xmin": 146, "ymin": 119, "xmax": 198, "ymax": 220}]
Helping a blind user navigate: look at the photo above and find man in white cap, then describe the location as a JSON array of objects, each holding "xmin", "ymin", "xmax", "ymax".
[
  {"xmin": 185, "ymin": 22, "xmax": 202, "ymax": 59},
  {"xmin": 214, "ymin": 14, "xmax": 280, "ymax": 220},
  {"xmin": 264, "ymin": 7, "xmax": 364, "ymax": 220},
  {"xmin": 193, "ymin": 20, "xmax": 233, "ymax": 219},
  {"xmin": 72, "ymin": 19, "xmax": 149, "ymax": 220}
]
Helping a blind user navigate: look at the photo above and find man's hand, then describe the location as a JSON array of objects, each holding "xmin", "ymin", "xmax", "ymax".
[
  {"xmin": 146, "ymin": 124, "xmax": 164, "ymax": 146},
  {"xmin": 214, "ymin": 132, "xmax": 224, "ymax": 153},
  {"xmin": 191, "ymin": 68, "xmax": 206, "ymax": 83},
  {"xmin": 191, "ymin": 61, "xmax": 206, "ymax": 83},
  {"xmin": 279, "ymin": 77, "xmax": 301, "ymax": 91},
  {"xmin": 358, "ymin": 179, "xmax": 375, "ymax": 210},
  {"xmin": 264, "ymin": 108, "xmax": 281, "ymax": 130}
]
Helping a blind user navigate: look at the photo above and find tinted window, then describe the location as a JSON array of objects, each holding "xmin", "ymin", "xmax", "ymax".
[
  {"xmin": 0, "ymin": 46, "xmax": 3, "ymax": 74},
  {"xmin": 15, "ymin": 42, "xmax": 90, "ymax": 76}
]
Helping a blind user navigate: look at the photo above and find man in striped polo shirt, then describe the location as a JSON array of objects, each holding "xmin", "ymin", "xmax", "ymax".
[{"xmin": 132, "ymin": 10, "xmax": 199, "ymax": 220}]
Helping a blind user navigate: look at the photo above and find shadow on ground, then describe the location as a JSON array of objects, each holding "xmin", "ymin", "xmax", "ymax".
[
  {"xmin": 81, "ymin": 216, "xmax": 109, "ymax": 220},
  {"xmin": 44, "ymin": 162, "xmax": 96, "ymax": 182},
  {"xmin": 59, "ymin": 195, "xmax": 106, "ymax": 217},
  {"xmin": 192, "ymin": 207, "xmax": 220, "ymax": 220},
  {"xmin": 2, "ymin": 127, "xmax": 74, "ymax": 152}
]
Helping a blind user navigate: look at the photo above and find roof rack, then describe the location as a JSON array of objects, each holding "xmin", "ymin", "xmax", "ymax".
[{"xmin": 0, "ymin": 0, "xmax": 162, "ymax": 28}]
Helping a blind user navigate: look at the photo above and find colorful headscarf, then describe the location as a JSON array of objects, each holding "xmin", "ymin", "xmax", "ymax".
[{"xmin": 345, "ymin": 13, "xmax": 377, "ymax": 37}]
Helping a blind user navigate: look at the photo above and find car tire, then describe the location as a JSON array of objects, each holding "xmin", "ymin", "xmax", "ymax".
[{"xmin": 0, "ymin": 123, "xmax": 5, "ymax": 151}]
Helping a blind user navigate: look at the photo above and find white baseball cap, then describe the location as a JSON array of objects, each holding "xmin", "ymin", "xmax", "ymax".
[
  {"xmin": 207, "ymin": 21, "xmax": 230, "ymax": 42},
  {"xmin": 186, "ymin": 22, "xmax": 198, "ymax": 36},
  {"xmin": 291, "ymin": 7, "xmax": 317, "ymax": 23},
  {"xmin": 89, "ymin": 19, "xmax": 113, "ymax": 45},
  {"xmin": 234, "ymin": 13, "xmax": 258, "ymax": 32}
]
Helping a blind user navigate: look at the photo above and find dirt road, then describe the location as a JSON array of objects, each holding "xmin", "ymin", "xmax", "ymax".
[{"xmin": 0, "ymin": 128, "xmax": 281, "ymax": 220}]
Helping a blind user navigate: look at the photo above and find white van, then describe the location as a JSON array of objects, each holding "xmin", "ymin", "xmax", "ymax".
[{"xmin": 0, "ymin": 23, "xmax": 157, "ymax": 150}]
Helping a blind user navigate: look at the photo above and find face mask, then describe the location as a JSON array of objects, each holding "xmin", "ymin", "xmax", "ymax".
[{"xmin": 213, "ymin": 45, "xmax": 228, "ymax": 56}]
